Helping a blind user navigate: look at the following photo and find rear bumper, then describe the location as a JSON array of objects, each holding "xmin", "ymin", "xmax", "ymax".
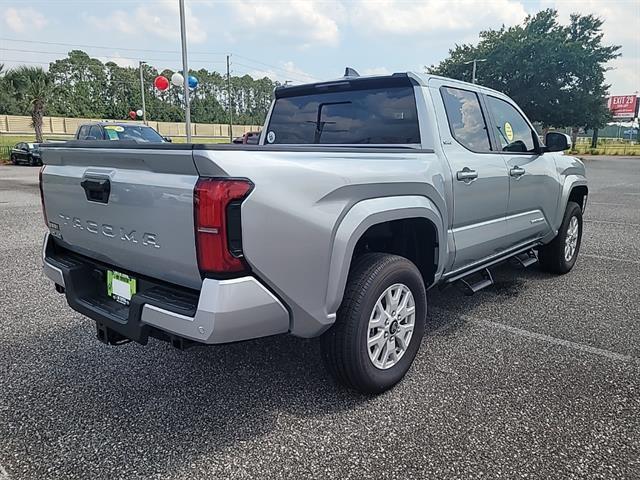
[{"xmin": 41, "ymin": 233, "xmax": 289, "ymax": 345}]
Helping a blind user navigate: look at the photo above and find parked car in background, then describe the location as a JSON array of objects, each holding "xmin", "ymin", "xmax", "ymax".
[
  {"xmin": 10, "ymin": 142, "xmax": 42, "ymax": 166},
  {"xmin": 232, "ymin": 131, "xmax": 261, "ymax": 144},
  {"xmin": 74, "ymin": 122, "xmax": 170, "ymax": 143}
]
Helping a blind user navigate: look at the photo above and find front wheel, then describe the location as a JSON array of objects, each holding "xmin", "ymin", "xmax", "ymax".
[
  {"xmin": 11, "ymin": 155, "xmax": 18, "ymax": 165},
  {"xmin": 538, "ymin": 201, "xmax": 583, "ymax": 274},
  {"xmin": 320, "ymin": 253, "xmax": 426, "ymax": 394}
]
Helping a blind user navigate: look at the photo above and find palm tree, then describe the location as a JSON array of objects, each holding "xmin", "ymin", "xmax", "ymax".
[{"xmin": 9, "ymin": 66, "xmax": 51, "ymax": 143}]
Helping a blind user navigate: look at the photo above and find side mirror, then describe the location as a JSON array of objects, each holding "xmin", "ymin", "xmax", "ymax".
[
  {"xmin": 163, "ymin": 136, "xmax": 172, "ymax": 143},
  {"xmin": 545, "ymin": 132, "xmax": 572, "ymax": 152}
]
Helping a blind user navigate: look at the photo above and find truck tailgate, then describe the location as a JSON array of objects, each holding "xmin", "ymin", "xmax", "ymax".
[{"xmin": 41, "ymin": 145, "xmax": 203, "ymax": 290}]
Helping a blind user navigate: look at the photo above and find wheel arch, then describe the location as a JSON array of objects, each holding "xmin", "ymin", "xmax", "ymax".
[
  {"xmin": 325, "ymin": 196, "xmax": 445, "ymax": 316},
  {"xmin": 551, "ymin": 175, "xmax": 588, "ymax": 236}
]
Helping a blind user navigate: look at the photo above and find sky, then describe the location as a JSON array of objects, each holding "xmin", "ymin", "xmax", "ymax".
[{"xmin": 0, "ymin": 0, "xmax": 638, "ymax": 95}]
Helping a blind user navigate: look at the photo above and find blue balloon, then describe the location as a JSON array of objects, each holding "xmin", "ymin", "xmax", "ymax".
[{"xmin": 188, "ymin": 75, "xmax": 199, "ymax": 89}]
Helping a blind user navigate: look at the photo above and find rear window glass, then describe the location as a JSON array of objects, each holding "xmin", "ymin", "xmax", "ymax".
[{"xmin": 266, "ymin": 86, "xmax": 421, "ymax": 144}]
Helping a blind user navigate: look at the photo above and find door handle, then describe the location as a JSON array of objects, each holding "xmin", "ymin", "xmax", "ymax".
[
  {"xmin": 456, "ymin": 167, "xmax": 478, "ymax": 182},
  {"xmin": 510, "ymin": 166, "xmax": 526, "ymax": 178}
]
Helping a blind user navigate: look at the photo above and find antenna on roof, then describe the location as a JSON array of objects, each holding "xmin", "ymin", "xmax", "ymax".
[{"xmin": 344, "ymin": 67, "xmax": 360, "ymax": 78}]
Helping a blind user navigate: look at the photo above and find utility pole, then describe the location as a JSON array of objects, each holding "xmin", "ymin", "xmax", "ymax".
[
  {"xmin": 139, "ymin": 61, "xmax": 147, "ymax": 125},
  {"xmin": 227, "ymin": 54, "xmax": 233, "ymax": 143},
  {"xmin": 178, "ymin": 0, "xmax": 192, "ymax": 142},
  {"xmin": 464, "ymin": 58, "xmax": 487, "ymax": 84}
]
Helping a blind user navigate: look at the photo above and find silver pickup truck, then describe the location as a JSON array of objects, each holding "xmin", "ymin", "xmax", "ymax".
[{"xmin": 40, "ymin": 72, "xmax": 587, "ymax": 393}]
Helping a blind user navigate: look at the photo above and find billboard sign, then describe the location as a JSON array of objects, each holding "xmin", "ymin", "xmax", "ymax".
[{"xmin": 608, "ymin": 95, "xmax": 638, "ymax": 119}]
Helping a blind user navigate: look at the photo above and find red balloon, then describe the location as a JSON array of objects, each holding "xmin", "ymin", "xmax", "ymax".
[
  {"xmin": 154, "ymin": 75, "xmax": 169, "ymax": 91},
  {"xmin": 129, "ymin": 111, "xmax": 137, "ymax": 120}
]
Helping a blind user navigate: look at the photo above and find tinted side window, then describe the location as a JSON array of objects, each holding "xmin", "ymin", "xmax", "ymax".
[
  {"xmin": 266, "ymin": 86, "xmax": 420, "ymax": 144},
  {"xmin": 89, "ymin": 126, "xmax": 103, "ymax": 140},
  {"xmin": 441, "ymin": 87, "xmax": 491, "ymax": 152},
  {"xmin": 486, "ymin": 96, "xmax": 537, "ymax": 153},
  {"xmin": 77, "ymin": 126, "xmax": 89, "ymax": 139}
]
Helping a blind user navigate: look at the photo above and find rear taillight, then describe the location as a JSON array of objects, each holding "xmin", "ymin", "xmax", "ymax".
[
  {"xmin": 194, "ymin": 178, "xmax": 253, "ymax": 275},
  {"xmin": 39, "ymin": 166, "xmax": 48, "ymax": 226}
]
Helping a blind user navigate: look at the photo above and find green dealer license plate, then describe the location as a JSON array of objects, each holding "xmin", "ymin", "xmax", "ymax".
[{"xmin": 107, "ymin": 270, "xmax": 137, "ymax": 306}]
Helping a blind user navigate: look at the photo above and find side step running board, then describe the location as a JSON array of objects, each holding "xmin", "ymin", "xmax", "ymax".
[
  {"xmin": 456, "ymin": 268, "xmax": 494, "ymax": 296},
  {"xmin": 512, "ymin": 249, "xmax": 538, "ymax": 268}
]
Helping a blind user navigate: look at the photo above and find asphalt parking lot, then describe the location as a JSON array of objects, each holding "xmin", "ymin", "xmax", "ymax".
[{"xmin": 0, "ymin": 157, "xmax": 639, "ymax": 480}]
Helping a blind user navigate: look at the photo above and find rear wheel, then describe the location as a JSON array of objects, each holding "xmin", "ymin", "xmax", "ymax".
[
  {"xmin": 538, "ymin": 201, "xmax": 583, "ymax": 274},
  {"xmin": 29, "ymin": 155, "xmax": 36, "ymax": 166},
  {"xmin": 321, "ymin": 253, "xmax": 426, "ymax": 394}
]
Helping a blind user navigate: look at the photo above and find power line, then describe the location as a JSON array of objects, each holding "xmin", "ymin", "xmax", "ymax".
[
  {"xmin": 233, "ymin": 62, "xmax": 313, "ymax": 84},
  {"xmin": 0, "ymin": 37, "xmax": 225, "ymax": 56},
  {"xmin": 0, "ymin": 47, "xmax": 227, "ymax": 67},
  {"xmin": 234, "ymin": 54, "xmax": 319, "ymax": 81},
  {"xmin": 1, "ymin": 37, "xmax": 320, "ymax": 83}
]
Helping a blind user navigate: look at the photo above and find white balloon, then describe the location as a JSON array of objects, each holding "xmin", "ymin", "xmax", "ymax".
[
  {"xmin": 136, "ymin": 109, "xmax": 144, "ymax": 117},
  {"xmin": 171, "ymin": 72, "xmax": 184, "ymax": 87}
]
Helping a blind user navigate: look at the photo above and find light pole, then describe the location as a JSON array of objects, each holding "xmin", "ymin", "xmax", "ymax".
[
  {"xmin": 178, "ymin": 0, "xmax": 192, "ymax": 142},
  {"xmin": 464, "ymin": 58, "xmax": 487, "ymax": 84},
  {"xmin": 138, "ymin": 61, "xmax": 147, "ymax": 125}
]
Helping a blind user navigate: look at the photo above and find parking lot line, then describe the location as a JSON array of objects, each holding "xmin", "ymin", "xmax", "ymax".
[
  {"xmin": 467, "ymin": 314, "xmax": 639, "ymax": 365},
  {"xmin": 582, "ymin": 253, "xmax": 640, "ymax": 265},
  {"xmin": 584, "ymin": 219, "xmax": 640, "ymax": 227},
  {"xmin": 588, "ymin": 202, "xmax": 626, "ymax": 206},
  {"xmin": 430, "ymin": 306, "xmax": 639, "ymax": 365}
]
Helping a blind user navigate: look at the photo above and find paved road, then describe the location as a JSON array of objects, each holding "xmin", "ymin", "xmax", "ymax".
[{"xmin": 0, "ymin": 158, "xmax": 638, "ymax": 479}]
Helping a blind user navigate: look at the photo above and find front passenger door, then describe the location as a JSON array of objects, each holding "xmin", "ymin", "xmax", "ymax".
[
  {"xmin": 484, "ymin": 95, "xmax": 558, "ymax": 246},
  {"xmin": 436, "ymin": 85, "xmax": 510, "ymax": 272}
]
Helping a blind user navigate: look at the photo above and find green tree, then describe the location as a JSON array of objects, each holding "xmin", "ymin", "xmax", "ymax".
[
  {"xmin": 7, "ymin": 66, "xmax": 52, "ymax": 142},
  {"xmin": 0, "ymin": 51, "xmax": 279, "ymax": 129},
  {"xmin": 428, "ymin": 9, "xmax": 620, "ymax": 140}
]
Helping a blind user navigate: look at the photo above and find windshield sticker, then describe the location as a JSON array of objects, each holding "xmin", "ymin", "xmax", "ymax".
[
  {"xmin": 104, "ymin": 126, "xmax": 125, "ymax": 132},
  {"xmin": 105, "ymin": 129, "xmax": 119, "ymax": 140},
  {"xmin": 504, "ymin": 122, "xmax": 514, "ymax": 142},
  {"xmin": 266, "ymin": 131, "xmax": 276, "ymax": 143}
]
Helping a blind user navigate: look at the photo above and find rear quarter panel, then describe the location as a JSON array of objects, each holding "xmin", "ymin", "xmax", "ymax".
[{"xmin": 194, "ymin": 147, "xmax": 449, "ymax": 337}]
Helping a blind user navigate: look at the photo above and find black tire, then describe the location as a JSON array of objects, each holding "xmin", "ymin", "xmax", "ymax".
[
  {"xmin": 10, "ymin": 154, "xmax": 17, "ymax": 165},
  {"xmin": 29, "ymin": 155, "xmax": 36, "ymax": 166},
  {"xmin": 321, "ymin": 253, "xmax": 427, "ymax": 394},
  {"xmin": 538, "ymin": 201, "xmax": 583, "ymax": 274}
]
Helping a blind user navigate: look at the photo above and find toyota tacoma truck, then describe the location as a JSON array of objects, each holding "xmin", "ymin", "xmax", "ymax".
[{"xmin": 40, "ymin": 71, "xmax": 587, "ymax": 393}]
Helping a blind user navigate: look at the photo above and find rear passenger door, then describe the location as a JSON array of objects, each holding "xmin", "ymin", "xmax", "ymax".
[
  {"xmin": 483, "ymin": 95, "xmax": 558, "ymax": 245},
  {"xmin": 434, "ymin": 83, "xmax": 510, "ymax": 272}
]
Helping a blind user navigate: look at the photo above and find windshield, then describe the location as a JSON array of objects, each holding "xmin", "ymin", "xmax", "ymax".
[
  {"xmin": 265, "ymin": 85, "xmax": 421, "ymax": 145},
  {"xmin": 103, "ymin": 125, "xmax": 165, "ymax": 143}
]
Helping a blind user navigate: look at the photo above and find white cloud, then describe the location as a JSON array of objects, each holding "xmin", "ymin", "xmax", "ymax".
[
  {"xmin": 243, "ymin": 60, "xmax": 317, "ymax": 84},
  {"xmin": 605, "ymin": 56, "xmax": 640, "ymax": 96},
  {"xmin": 87, "ymin": 1, "xmax": 207, "ymax": 45},
  {"xmin": 362, "ymin": 67, "xmax": 392, "ymax": 76},
  {"xmin": 542, "ymin": 0, "xmax": 640, "ymax": 95},
  {"xmin": 98, "ymin": 54, "xmax": 139, "ymax": 69},
  {"xmin": 229, "ymin": 0, "xmax": 346, "ymax": 47},
  {"xmin": 4, "ymin": 7, "xmax": 48, "ymax": 33},
  {"xmin": 350, "ymin": 0, "xmax": 527, "ymax": 35}
]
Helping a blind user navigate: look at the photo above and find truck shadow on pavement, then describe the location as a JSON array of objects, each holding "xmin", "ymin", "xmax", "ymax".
[{"xmin": 1, "ymin": 262, "xmax": 554, "ymax": 478}]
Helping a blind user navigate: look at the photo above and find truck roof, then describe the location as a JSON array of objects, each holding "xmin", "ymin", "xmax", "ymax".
[{"xmin": 275, "ymin": 71, "xmax": 507, "ymax": 99}]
